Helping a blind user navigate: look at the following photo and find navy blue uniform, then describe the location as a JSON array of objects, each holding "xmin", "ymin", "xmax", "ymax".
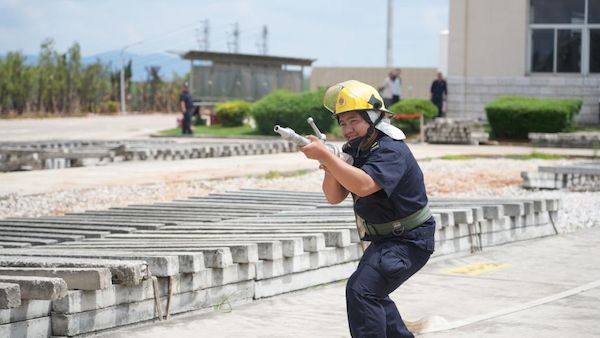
[
  {"xmin": 180, "ymin": 91, "xmax": 194, "ymax": 135},
  {"xmin": 430, "ymin": 80, "xmax": 447, "ymax": 118},
  {"xmin": 344, "ymin": 134, "xmax": 435, "ymax": 338}
]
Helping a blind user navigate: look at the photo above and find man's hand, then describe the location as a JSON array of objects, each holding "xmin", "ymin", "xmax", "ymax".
[{"xmin": 298, "ymin": 135, "xmax": 331, "ymax": 162}]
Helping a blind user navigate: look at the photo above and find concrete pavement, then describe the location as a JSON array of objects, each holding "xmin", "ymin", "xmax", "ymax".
[{"xmin": 0, "ymin": 113, "xmax": 175, "ymax": 141}]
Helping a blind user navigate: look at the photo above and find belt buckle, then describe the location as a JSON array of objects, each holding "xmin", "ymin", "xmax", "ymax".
[{"xmin": 392, "ymin": 222, "xmax": 404, "ymax": 236}]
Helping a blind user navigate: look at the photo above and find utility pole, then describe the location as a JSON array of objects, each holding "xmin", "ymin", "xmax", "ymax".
[
  {"xmin": 386, "ymin": 0, "xmax": 393, "ymax": 67},
  {"xmin": 196, "ymin": 19, "xmax": 210, "ymax": 51},
  {"xmin": 258, "ymin": 25, "xmax": 268, "ymax": 55},
  {"xmin": 120, "ymin": 41, "xmax": 142, "ymax": 114},
  {"xmin": 227, "ymin": 23, "xmax": 239, "ymax": 53}
]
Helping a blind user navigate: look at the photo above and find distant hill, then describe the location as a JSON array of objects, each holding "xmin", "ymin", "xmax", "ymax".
[{"xmin": 0, "ymin": 51, "xmax": 188, "ymax": 81}]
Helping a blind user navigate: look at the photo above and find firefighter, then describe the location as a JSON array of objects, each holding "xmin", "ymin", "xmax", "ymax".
[{"xmin": 299, "ymin": 80, "xmax": 435, "ymax": 338}]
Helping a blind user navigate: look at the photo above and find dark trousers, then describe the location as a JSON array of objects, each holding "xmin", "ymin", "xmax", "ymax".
[
  {"xmin": 432, "ymin": 98, "xmax": 443, "ymax": 118},
  {"xmin": 182, "ymin": 112, "xmax": 193, "ymax": 135},
  {"xmin": 346, "ymin": 239, "xmax": 431, "ymax": 338},
  {"xmin": 384, "ymin": 96, "xmax": 400, "ymax": 109}
]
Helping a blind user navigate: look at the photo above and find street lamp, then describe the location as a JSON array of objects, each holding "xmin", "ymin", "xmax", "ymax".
[{"xmin": 120, "ymin": 41, "xmax": 142, "ymax": 114}]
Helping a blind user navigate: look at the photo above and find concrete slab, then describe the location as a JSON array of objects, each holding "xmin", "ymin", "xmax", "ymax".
[
  {"xmin": 0, "ymin": 220, "xmax": 138, "ymax": 233},
  {"xmin": 0, "ymin": 299, "xmax": 51, "ymax": 325},
  {"xmin": 254, "ymin": 261, "xmax": 358, "ymax": 299},
  {"xmin": 0, "ymin": 225, "xmax": 108, "ymax": 238},
  {"xmin": 0, "ymin": 256, "xmax": 147, "ymax": 286},
  {"xmin": 137, "ymin": 228, "xmax": 352, "ymax": 248},
  {"xmin": 0, "ymin": 276, "xmax": 67, "ymax": 301},
  {"xmin": 0, "ymin": 236, "xmax": 58, "ymax": 245},
  {"xmin": 103, "ymin": 233, "xmax": 324, "ymax": 253},
  {"xmin": 0, "ymin": 251, "xmax": 179, "ymax": 277},
  {"xmin": 0, "ymin": 316, "xmax": 51, "ymax": 338},
  {"xmin": 0, "ymin": 241, "xmax": 31, "ymax": 248},
  {"xmin": 0, "ymin": 230, "xmax": 84, "ymax": 242},
  {"xmin": 0, "ymin": 283, "xmax": 20, "ymax": 309},
  {"xmin": 55, "ymin": 240, "xmax": 286, "ymax": 261},
  {"xmin": 0, "ymin": 267, "xmax": 112, "ymax": 291}
]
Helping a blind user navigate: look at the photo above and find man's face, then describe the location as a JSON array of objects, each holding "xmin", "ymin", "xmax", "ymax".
[{"xmin": 338, "ymin": 111, "xmax": 370, "ymax": 141}]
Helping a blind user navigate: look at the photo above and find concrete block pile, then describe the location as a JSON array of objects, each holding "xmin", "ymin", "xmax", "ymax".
[
  {"xmin": 0, "ymin": 139, "xmax": 295, "ymax": 172},
  {"xmin": 0, "ymin": 189, "xmax": 559, "ymax": 337},
  {"xmin": 529, "ymin": 132, "xmax": 600, "ymax": 148},
  {"xmin": 424, "ymin": 118, "xmax": 489, "ymax": 145},
  {"xmin": 522, "ymin": 161, "xmax": 600, "ymax": 190}
]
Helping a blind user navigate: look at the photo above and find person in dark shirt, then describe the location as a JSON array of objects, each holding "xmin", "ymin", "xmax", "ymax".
[
  {"xmin": 430, "ymin": 72, "xmax": 448, "ymax": 118},
  {"xmin": 179, "ymin": 83, "xmax": 194, "ymax": 135},
  {"xmin": 299, "ymin": 80, "xmax": 435, "ymax": 338}
]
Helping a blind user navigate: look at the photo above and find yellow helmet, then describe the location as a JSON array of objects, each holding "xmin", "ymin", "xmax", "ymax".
[{"xmin": 323, "ymin": 80, "xmax": 391, "ymax": 115}]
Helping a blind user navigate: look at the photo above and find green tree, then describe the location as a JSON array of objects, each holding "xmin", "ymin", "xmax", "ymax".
[
  {"xmin": 0, "ymin": 51, "xmax": 34, "ymax": 115},
  {"xmin": 66, "ymin": 43, "xmax": 82, "ymax": 112},
  {"xmin": 80, "ymin": 61, "xmax": 110, "ymax": 113},
  {"xmin": 36, "ymin": 38, "xmax": 57, "ymax": 112}
]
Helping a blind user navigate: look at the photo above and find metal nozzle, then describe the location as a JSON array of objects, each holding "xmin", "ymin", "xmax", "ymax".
[{"xmin": 307, "ymin": 117, "xmax": 326, "ymax": 141}]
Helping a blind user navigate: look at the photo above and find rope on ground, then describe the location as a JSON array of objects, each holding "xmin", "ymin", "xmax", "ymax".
[
  {"xmin": 165, "ymin": 275, "xmax": 174, "ymax": 320},
  {"xmin": 548, "ymin": 211, "xmax": 559, "ymax": 235},
  {"xmin": 145, "ymin": 266, "xmax": 163, "ymax": 321}
]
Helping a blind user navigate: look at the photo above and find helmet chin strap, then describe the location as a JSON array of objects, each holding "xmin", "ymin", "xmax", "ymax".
[
  {"xmin": 343, "ymin": 111, "xmax": 383, "ymax": 157},
  {"xmin": 371, "ymin": 111, "xmax": 385, "ymax": 126}
]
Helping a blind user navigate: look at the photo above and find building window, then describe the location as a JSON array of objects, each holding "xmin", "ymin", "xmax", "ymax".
[
  {"xmin": 557, "ymin": 29, "xmax": 582, "ymax": 72},
  {"xmin": 591, "ymin": 29, "xmax": 600, "ymax": 72},
  {"xmin": 530, "ymin": 0, "xmax": 585, "ymax": 24},
  {"xmin": 531, "ymin": 30, "xmax": 554, "ymax": 72},
  {"xmin": 590, "ymin": 0, "xmax": 600, "ymax": 23},
  {"xmin": 530, "ymin": 0, "xmax": 600, "ymax": 74}
]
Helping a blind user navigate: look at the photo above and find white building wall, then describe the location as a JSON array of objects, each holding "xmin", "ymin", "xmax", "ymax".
[
  {"xmin": 438, "ymin": 30, "xmax": 449, "ymax": 77},
  {"xmin": 447, "ymin": 0, "xmax": 600, "ymax": 124}
]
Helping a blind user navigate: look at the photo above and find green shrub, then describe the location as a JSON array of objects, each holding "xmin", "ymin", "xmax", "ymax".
[
  {"xmin": 485, "ymin": 96, "xmax": 581, "ymax": 139},
  {"xmin": 215, "ymin": 100, "xmax": 251, "ymax": 127},
  {"xmin": 251, "ymin": 89, "xmax": 333, "ymax": 135},
  {"xmin": 101, "ymin": 100, "xmax": 119, "ymax": 114},
  {"xmin": 388, "ymin": 99, "xmax": 438, "ymax": 133}
]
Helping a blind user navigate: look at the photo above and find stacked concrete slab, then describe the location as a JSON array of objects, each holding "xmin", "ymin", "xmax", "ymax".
[
  {"xmin": 0, "ymin": 139, "xmax": 295, "ymax": 172},
  {"xmin": 424, "ymin": 118, "xmax": 489, "ymax": 145},
  {"xmin": 529, "ymin": 132, "xmax": 600, "ymax": 148},
  {"xmin": 0, "ymin": 189, "xmax": 559, "ymax": 337},
  {"xmin": 521, "ymin": 161, "xmax": 600, "ymax": 190}
]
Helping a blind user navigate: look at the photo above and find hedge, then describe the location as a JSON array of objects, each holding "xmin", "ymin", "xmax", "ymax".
[
  {"xmin": 251, "ymin": 88, "xmax": 334, "ymax": 135},
  {"xmin": 389, "ymin": 99, "xmax": 438, "ymax": 133},
  {"xmin": 485, "ymin": 96, "xmax": 581, "ymax": 139},
  {"xmin": 215, "ymin": 100, "xmax": 251, "ymax": 127}
]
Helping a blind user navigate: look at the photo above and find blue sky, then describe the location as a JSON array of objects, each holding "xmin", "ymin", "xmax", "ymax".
[{"xmin": 0, "ymin": 0, "xmax": 448, "ymax": 72}]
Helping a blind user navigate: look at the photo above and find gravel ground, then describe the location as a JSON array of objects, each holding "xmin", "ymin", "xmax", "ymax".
[{"xmin": 2, "ymin": 158, "xmax": 598, "ymax": 233}]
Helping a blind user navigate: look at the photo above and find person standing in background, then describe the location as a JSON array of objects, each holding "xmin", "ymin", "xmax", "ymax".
[
  {"xmin": 430, "ymin": 72, "xmax": 448, "ymax": 118},
  {"xmin": 379, "ymin": 69, "xmax": 402, "ymax": 108},
  {"xmin": 179, "ymin": 83, "xmax": 194, "ymax": 135}
]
